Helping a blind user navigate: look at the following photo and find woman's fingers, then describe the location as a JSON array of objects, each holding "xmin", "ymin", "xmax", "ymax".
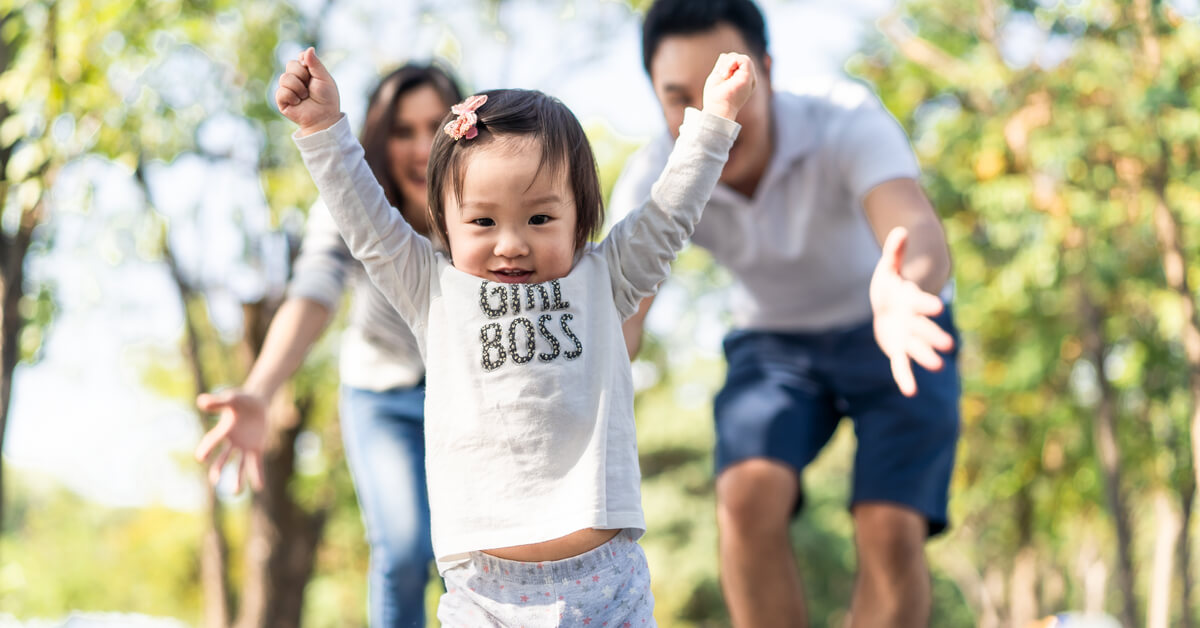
[
  {"xmin": 196, "ymin": 390, "xmax": 234, "ymax": 413},
  {"xmin": 234, "ymin": 455, "xmax": 246, "ymax": 493},
  {"xmin": 208, "ymin": 443, "xmax": 232, "ymax": 486},
  {"xmin": 194, "ymin": 418, "xmax": 232, "ymax": 462},
  {"xmin": 246, "ymin": 451, "xmax": 265, "ymax": 492}
]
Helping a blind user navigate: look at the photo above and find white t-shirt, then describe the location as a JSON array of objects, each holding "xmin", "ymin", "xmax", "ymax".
[
  {"xmin": 610, "ymin": 83, "xmax": 923, "ymax": 332},
  {"xmin": 295, "ymin": 108, "xmax": 739, "ymax": 572}
]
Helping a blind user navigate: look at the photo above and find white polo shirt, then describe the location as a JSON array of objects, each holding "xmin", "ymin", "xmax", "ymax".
[{"xmin": 610, "ymin": 82, "xmax": 922, "ymax": 332}]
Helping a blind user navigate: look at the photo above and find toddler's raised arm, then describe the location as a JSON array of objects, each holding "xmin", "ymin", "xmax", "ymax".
[
  {"xmin": 280, "ymin": 49, "xmax": 435, "ymax": 328},
  {"xmin": 603, "ymin": 53, "xmax": 755, "ymax": 318}
]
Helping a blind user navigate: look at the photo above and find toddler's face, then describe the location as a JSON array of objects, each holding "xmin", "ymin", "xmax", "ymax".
[{"xmin": 443, "ymin": 137, "xmax": 578, "ymax": 284}]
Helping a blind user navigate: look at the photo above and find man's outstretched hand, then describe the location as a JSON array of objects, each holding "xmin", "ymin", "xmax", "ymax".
[{"xmin": 869, "ymin": 227, "xmax": 955, "ymax": 397}]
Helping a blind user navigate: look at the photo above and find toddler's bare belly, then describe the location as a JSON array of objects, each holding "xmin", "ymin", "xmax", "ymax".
[{"xmin": 483, "ymin": 528, "xmax": 621, "ymax": 562}]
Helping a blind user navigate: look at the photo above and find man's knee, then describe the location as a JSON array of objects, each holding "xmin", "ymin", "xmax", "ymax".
[
  {"xmin": 716, "ymin": 458, "xmax": 799, "ymax": 537},
  {"xmin": 853, "ymin": 503, "xmax": 927, "ymax": 572},
  {"xmin": 850, "ymin": 504, "xmax": 931, "ymax": 625}
]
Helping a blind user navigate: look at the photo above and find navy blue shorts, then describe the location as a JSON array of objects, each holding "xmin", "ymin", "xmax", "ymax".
[{"xmin": 713, "ymin": 307, "xmax": 961, "ymax": 535}]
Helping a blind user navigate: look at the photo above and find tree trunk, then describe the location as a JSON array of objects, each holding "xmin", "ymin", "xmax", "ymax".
[
  {"xmin": 0, "ymin": 5, "xmax": 28, "ymax": 539},
  {"xmin": 1181, "ymin": 484, "xmax": 1195, "ymax": 628},
  {"xmin": 984, "ymin": 565, "xmax": 1007, "ymax": 628},
  {"xmin": 1169, "ymin": 396, "xmax": 1197, "ymax": 628},
  {"xmin": 0, "ymin": 212, "xmax": 32, "ymax": 538},
  {"xmin": 1148, "ymin": 181, "xmax": 1200, "ymax": 628},
  {"xmin": 931, "ymin": 532, "xmax": 999, "ymax": 626},
  {"xmin": 1077, "ymin": 533, "xmax": 1108, "ymax": 617},
  {"xmin": 1078, "ymin": 284, "xmax": 1139, "ymax": 628},
  {"xmin": 235, "ymin": 388, "xmax": 326, "ymax": 628},
  {"xmin": 168, "ymin": 254, "xmax": 233, "ymax": 628},
  {"xmin": 1151, "ymin": 191, "xmax": 1200, "ymax": 505},
  {"xmin": 1010, "ymin": 458, "xmax": 1038, "ymax": 627},
  {"xmin": 200, "ymin": 487, "xmax": 232, "ymax": 628},
  {"xmin": 137, "ymin": 162, "xmax": 232, "ymax": 627},
  {"xmin": 1009, "ymin": 546, "xmax": 1038, "ymax": 628},
  {"xmin": 233, "ymin": 300, "xmax": 327, "ymax": 628},
  {"xmin": 1147, "ymin": 490, "xmax": 1181, "ymax": 628}
]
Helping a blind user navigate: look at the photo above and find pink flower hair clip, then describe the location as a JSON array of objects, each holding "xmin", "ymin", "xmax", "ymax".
[{"xmin": 444, "ymin": 94, "xmax": 488, "ymax": 141}]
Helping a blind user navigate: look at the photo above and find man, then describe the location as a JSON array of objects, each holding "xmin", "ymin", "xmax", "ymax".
[{"xmin": 611, "ymin": 1, "xmax": 960, "ymax": 626}]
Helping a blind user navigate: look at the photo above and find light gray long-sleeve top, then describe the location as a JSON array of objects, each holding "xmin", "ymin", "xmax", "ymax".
[{"xmin": 295, "ymin": 107, "xmax": 739, "ymax": 573}]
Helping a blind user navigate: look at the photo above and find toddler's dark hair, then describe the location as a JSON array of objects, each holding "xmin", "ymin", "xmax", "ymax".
[{"xmin": 426, "ymin": 89, "xmax": 604, "ymax": 254}]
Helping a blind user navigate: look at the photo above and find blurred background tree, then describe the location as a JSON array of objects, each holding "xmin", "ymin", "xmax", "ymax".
[
  {"xmin": 850, "ymin": 0, "xmax": 1199, "ymax": 626},
  {"xmin": 2, "ymin": 0, "xmax": 352, "ymax": 625},
  {"xmin": 1, "ymin": 0, "xmax": 1198, "ymax": 627}
]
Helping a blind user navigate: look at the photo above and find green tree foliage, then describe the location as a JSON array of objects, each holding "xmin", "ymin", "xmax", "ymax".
[
  {"xmin": 1, "ymin": 468, "xmax": 205, "ymax": 619},
  {"xmin": 848, "ymin": 1, "xmax": 1199, "ymax": 626},
  {"xmin": 0, "ymin": 0, "xmax": 360, "ymax": 623}
]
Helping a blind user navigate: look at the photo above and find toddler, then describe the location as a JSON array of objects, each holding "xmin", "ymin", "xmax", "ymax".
[{"xmin": 275, "ymin": 47, "xmax": 754, "ymax": 626}]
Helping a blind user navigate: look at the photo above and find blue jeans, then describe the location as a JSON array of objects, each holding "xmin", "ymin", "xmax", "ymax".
[{"xmin": 341, "ymin": 384, "xmax": 434, "ymax": 628}]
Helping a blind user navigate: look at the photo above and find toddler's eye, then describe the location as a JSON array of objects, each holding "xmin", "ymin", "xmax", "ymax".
[
  {"xmin": 529, "ymin": 215, "xmax": 551, "ymax": 225},
  {"xmin": 472, "ymin": 218, "xmax": 495, "ymax": 227}
]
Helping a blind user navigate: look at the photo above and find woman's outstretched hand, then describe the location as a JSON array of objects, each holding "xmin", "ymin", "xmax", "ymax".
[
  {"xmin": 194, "ymin": 389, "xmax": 268, "ymax": 492},
  {"xmin": 275, "ymin": 47, "xmax": 342, "ymax": 136},
  {"xmin": 701, "ymin": 52, "xmax": 757, "ymax": 122}
]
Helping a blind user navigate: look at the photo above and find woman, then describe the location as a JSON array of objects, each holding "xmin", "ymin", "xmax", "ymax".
[{"xmin": 195, "ymin": 62, "xmax": 463, "ymax": 628}]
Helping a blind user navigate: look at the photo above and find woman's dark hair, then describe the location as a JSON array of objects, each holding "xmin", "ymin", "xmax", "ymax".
[
  {"xmin": 360, "ymin": 62, "xmax": 463, "ymax": 212},
  {"xmin": 426, "ymin": 89, "xmax": 604, "ymax": 255},
  {"xmin": 641, "ymin": 0, "xmax": 768, "ymax": 74}
]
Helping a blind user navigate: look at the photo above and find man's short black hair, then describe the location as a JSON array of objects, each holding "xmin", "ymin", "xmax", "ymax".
[{"xmin": 642, "ymin": 0, "xmax": 768, "ymax": 75}]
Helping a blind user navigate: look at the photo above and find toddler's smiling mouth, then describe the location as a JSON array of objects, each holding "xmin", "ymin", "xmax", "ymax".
[{"xmin": 492, "ymin": 268, "xmax": 533, "ymax": 283}]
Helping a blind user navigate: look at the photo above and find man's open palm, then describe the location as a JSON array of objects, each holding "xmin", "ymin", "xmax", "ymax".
[{"xmin": 870, "ymin": 227, "xmax": 955, "ymax": 397}]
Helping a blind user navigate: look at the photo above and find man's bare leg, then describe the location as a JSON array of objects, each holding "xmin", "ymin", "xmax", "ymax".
[
  {"xmin": 848, "ymin": 502, "xmax": 931, "ymax": 627},
  {"xmin": 716, "ymin": 458, "xmax": 807, "ymax": 628}
]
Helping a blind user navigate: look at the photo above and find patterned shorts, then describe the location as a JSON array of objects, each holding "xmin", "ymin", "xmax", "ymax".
[{"xmin": 437, "ymin": 529, "xmax": 656, "ymax": 627}]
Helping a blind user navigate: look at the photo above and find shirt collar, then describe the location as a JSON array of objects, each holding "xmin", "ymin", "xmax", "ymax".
[
  {"xmin": 764, "ymin": 90, "xmax": 820, "ymax": 177},
  {"xmin": 706, "ymin": 91, "xmax": 818, "ymax": 205}
]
